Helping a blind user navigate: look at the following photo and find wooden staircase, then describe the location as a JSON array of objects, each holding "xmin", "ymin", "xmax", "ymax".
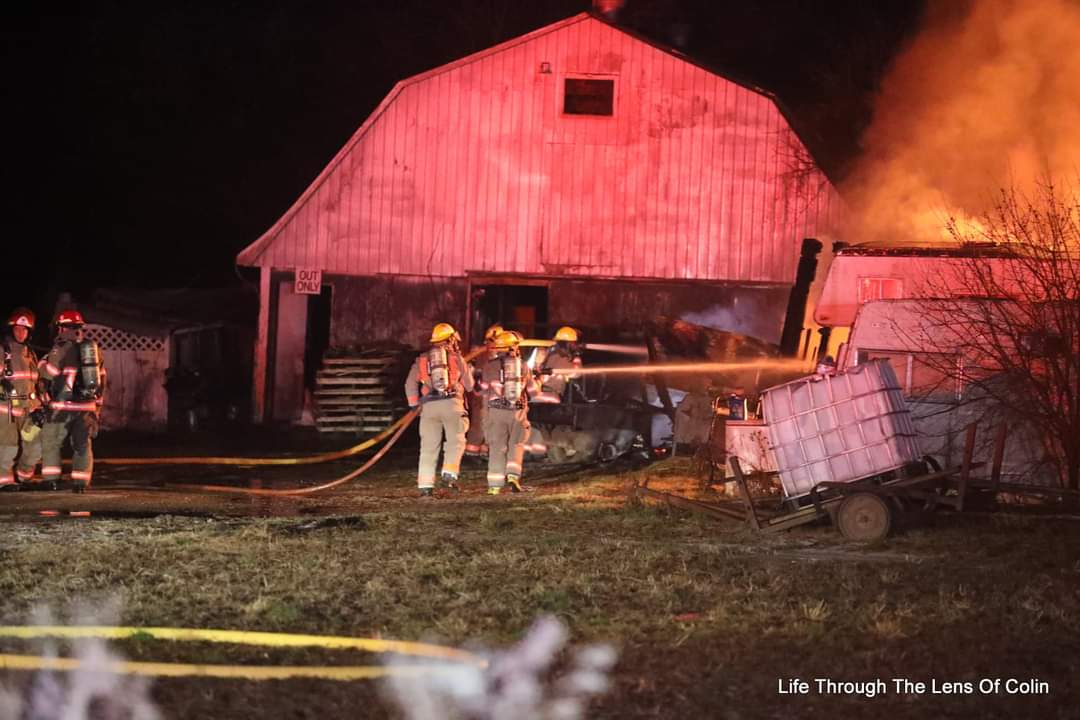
[{"xmin": 313, "ymin": 350, "xmax": 410, "ymax": 435}]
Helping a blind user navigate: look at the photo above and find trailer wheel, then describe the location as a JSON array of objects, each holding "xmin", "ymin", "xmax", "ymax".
[{"xmin": 836, "ymin": 492, "xmax": 892, "ymax": 542}]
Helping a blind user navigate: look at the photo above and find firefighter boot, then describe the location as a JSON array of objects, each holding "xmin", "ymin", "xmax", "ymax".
[
  {"xmin": 506, "ymin": 474, "xmax": 523, "ymax": 493},
  {"xmin": 72, "ymin": 480, "xmax": 87, "ymax": 494},
  {"xmin": 419, "ymin": 488, "xmax": 434, "ymax": 498},
  {"xmin": 438, "ymin": 472, "xmax": 460, "ymax": 492},
  {"xmin": 487, "ymin": 486, "xmax": 501, "ymax": 496}
]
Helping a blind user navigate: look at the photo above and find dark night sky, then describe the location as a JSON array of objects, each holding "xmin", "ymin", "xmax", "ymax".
[{"xmin": 1, "ymin": 0, "xmax": 924, "ymax": 323}]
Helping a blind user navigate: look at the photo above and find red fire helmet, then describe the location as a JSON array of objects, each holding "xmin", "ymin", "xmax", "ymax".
[
  {"xmin": 7, "ymin": 308, "xmax": 35, "ymax": 329},
  {"xmin": 54, "ymin": 309, "xmax": 86, "ymax": 327}
]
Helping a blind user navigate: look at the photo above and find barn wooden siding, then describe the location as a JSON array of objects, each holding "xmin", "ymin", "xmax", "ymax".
[{"xmin": 239, "ymin": 13, "xmax": 839, "ymax": 285}]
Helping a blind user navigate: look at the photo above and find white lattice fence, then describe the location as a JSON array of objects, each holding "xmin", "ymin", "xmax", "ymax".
[
  {"xmin": 84, "ymin": 325, "xmax": 167, "ymax": 353},
  {"xmin": 84, "ymin": 323, "xmax": 169, "ymax": 430}
]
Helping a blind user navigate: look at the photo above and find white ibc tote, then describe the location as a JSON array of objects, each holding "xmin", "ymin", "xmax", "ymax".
[{"xmin": 761, "ymin": 359, "xmax": 921, "ymax": 498}]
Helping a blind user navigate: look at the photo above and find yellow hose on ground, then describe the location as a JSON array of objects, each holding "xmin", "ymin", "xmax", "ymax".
[
  {"xmin": 96, "ymin": 412, "xmax": 410, "ymax": 466},
  {"xmin": 176, "ymin": 408, "xmax": 417, "ymax": 496},
  {"xmin": 0, "ymin": 654, "xmax": 465, "ymax": 681},
  {"xmin": 0, "ymin": 625, "xmax": 486, "ymax": 681},
  {"xmin": 0, "ymin": 626, "xmax": 483, "ymax": 665},
  {"xmin": 95, "ymin": 348, "xmax": 485, "ymax": 467}
]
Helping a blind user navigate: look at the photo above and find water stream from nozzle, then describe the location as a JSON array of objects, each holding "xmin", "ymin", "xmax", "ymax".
[
  {"xmin": 549, "ymin": 359, "xmax": 810, "ymax": 376},
  {"xmin": 581, "ymin": 343, "xmax": 649, "ymax": 356}
]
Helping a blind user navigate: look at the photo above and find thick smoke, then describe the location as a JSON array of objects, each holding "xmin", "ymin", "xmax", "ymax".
[
  {"xmin": 681, "ymin": 294, "xmax": 782, "ymax": 343},
  {"xmin": 842, "ymin": 0, "xmax": 1080, "ymax": 244}
]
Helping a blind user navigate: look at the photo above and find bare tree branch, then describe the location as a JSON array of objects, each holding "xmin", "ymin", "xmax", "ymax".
[{"xmin": 899, "ymin": 181, "xmax": 1080, "ymax": 491}]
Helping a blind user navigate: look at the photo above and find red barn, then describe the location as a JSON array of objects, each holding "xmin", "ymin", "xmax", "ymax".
[{"xmin": 237, "ymin": 12, "xmax": 841, "ymax": 422}]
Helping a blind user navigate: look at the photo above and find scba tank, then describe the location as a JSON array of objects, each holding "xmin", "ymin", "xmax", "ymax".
[
  {"xmin": 426, "ymin": 346, "xmax": 450, "ymax": 394},
  {"xmin": 76, "ymin": 340, "xmax": 102, "ymax": 400},
  {"xmin": 500, "ymin": 355, "xmax": 524, "ymax": 404}
]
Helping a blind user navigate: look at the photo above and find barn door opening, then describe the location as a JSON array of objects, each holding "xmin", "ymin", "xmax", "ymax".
[
  {"xmin": 304, "ymin": 285, "xmax": 332, "ymax": 390},
  {"xmin": 271, "ymin": 279, "xmax": 307, "ymax": 422},
  {"xmin": 469, "ymin": 282, "xmax": 549, "ymax": 344}
]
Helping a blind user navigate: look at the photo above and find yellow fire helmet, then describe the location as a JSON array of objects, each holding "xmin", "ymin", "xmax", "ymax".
[
  {"xmin": 430, "ymin": 322, "xmax": 459, "ymax": 344},
  {"xmin": 483, "ymin": 323, "xmax": 505, "ymax": 344},
  {"xmin": 553, "ymin": 326, "xmax": 579, "ymax": 343},
  {"xmin": 493, "ymin": 330, "xmax": 522, "ymax": 350}
]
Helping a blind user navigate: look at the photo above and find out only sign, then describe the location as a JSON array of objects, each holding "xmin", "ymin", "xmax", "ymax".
[{"xmin": 295, "ymin": 269, "xmax": 322, "ymax": 294}]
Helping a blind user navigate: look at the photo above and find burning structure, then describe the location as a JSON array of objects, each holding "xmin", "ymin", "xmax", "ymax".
[
  {"xmin": 815, "ymin": 202, "xmax": 1080, "ymax": 489},
  {"xmin": 235, "ymin": 11, "xmax": 840, "ymax": 423}
]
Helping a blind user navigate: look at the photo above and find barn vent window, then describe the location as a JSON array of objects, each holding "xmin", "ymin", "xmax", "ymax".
[{"xmin": 563, "ymin": 78, "xmax": 614, "ymax": 116}]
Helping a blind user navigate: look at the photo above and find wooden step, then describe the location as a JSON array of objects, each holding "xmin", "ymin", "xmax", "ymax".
[
  {"xmin": 316, "ymin": 413, "xmax": 394, "ymax": 422},
  {"xmin": 316, "ymin": 424, "xmax": 391, "ymax": 433},
  {"xmin": 323, "ymin": 357, "xmax": 396, "ymax": 366},
  {"xmin": 315, "ymin": 377, "xmax": 386, "ymax": 386},
  {"xmin": 314, "ymin": 397, "xmax": 395, "ymax": 407},
  {"xmin": 317, "ymin": 368, "xmax": 393, "ymax": 378},
  {"xmin": 314, "ymin": 350, "xmax": 409, "ymax": 435},
  {"xmin": 314, "ymin": 388, "xmax": 386, "ymax": 397}
]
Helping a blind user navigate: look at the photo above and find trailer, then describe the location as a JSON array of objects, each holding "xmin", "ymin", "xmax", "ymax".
[
  {"xmin": 634, "ymin": 421, "xmax": 1009, "ymax": 542},
  {"xmin": 632, "ymin": 360, "xmax": 1016, "ymax": 542}
]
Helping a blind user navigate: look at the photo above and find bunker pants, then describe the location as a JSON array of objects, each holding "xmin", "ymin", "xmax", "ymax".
[
  {"xmin": 0, "ymin": 413, "xmax": 42, "ymax": 485},
  {"xmin": 464, "ymin": 392, "xmax": 487, "ymax": 454},
  {"xmin": 417, "ymin": 397, "xmax": 468, "ymax": 489},
  {"xmin": 41, "ymin": 412, "xmax": 93, "ymax": 487},
  {"xmin": 483, "ymin": 406, "xmax": 529, "ymax": 488}
]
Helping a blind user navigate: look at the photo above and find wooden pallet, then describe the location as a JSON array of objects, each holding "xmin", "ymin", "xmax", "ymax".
[{"xmin": 313, "ymin": 350, "xmax": 410, "ymax": 434}]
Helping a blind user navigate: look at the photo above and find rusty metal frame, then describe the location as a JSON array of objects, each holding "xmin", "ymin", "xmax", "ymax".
[{"xmin": 632, "ymin": 421, "xmax": 1026, "ymax": 537}]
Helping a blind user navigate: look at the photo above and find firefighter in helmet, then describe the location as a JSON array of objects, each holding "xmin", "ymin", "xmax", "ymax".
[
  {"xmin": 538, "ymin": 325, "xmax": 584, "ymax": 401},
  {"xmin": 0, "ymin": 308, "xmax": 44, "ymax": 489},
  {"xmin": 37, "ymin": 310, "xmax": 106, "ymax": 493},
  {"xmin": 478, "ymin": 330, "xmax": 540, "ymax": 495},
  {"xmin": 464, "ymin": 323, "xmax": 503, "ymax": 458},
  {"xmin": 404, "ymin": 322, "xmax": 475, "ymax": 497}
]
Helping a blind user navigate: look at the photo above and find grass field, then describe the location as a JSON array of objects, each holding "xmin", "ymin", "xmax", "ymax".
[{"xmin": 1, "ymin": 457, "xmax": 1078, "ymax": 718}]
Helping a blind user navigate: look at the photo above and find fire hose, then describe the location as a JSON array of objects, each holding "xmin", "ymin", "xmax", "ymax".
[
  {"xmin": 83, "ymin": 347, "xmax": 489, "ymax": 495},
  {"xmin": 175, "ymin": 408, "xmax": 417, "ymax": 496},
  {"xmin": 96, "ymin": 411, "xmax": 414, "ymax": 467},
  {"xmin": 0, "ymin": 625, "xmax": 485, "ymax": 681},
  {"xmin": 96, "ymin": 347, "xmax": 490, "ymax": 467}
]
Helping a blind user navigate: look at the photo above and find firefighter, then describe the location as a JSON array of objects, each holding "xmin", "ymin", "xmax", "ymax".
[
  {"xmin": 0, "ymin": 308, "xmax": 44, "ymax": 489},
  {"xmin": 538, "ymin": 326, "xmax": 584, "ymax": 401},
  {"xmin": 478, "ymin": 330, "xmax": 539, "ymax": 495},
  {"xmin": 38, "ymin": 310, "xmax": 106, "ymax": 493},
  {"xmin": 464, "ymin": 323, "xmax": 503, "ymax": 458},
  {"xmin": 404, "ymin": 322, "xmax": 475, "ymax": 497}
]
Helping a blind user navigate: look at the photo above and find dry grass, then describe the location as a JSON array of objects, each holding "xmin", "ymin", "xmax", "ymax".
[{"xmin": 1, "ymin": 462, "xmax": 1079, "ymax": 718}]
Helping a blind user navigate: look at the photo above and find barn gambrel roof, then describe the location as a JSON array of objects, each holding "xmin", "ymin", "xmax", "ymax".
[{"xmin": 237, "ymin": 12, "xmax": 840, "ymax": 284}]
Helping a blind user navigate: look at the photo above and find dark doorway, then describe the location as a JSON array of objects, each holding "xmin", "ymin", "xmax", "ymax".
[
  {"xmin": 304, "ymin": 285, "xmax": 332, "ymax": 389},
  {"xmin": 471, "ymin": 284, "xmax": 549, "ymax": 344}
]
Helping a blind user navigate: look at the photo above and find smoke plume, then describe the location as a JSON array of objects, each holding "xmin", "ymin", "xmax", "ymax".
[{"xmin": 842, "ymin": 0, "xmax": 1080, "ymax": 244}]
